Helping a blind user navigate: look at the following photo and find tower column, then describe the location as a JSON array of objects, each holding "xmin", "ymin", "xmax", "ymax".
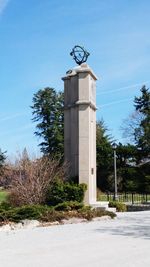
[{"xmin": 62, "ymin": 63, "xmax": 98, "ymax": 205}]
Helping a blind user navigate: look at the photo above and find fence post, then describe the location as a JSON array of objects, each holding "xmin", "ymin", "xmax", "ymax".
[{"xmin": 132, "ymin": 193, "xmax": 134, "ymax": 205}]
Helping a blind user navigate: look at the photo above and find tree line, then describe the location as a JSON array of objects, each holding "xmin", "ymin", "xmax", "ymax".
[
  {"xmin": 0, "ymin": 85, "xmax": 149, "ymax": 193},
  {"xmin": 98, "ymin": 86, "xmax": 150, "ymax": 193}
]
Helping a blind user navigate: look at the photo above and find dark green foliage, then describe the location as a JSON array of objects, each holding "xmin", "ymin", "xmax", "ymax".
[
  {"xmin": 0, "ymin": 201, "xmax": 10, "ymax": 211},
  {"xmin": 78, "ymin": 205, "xmax": 92, "ymax": 212},
  {"xmin": 31, "ymin": 87, "xmax": 64, "ymax": 159},
  {"xmin": 46, "ymin": 181, "xmax": 87, "ymax": 206},
  {"xmin": 0, "ymin": 204, "xmax": 63, "ymax": 223},
  {"xmin": 96, "ymin": 116, "xmax": 149, "ymax": 193},
  {"xmin": 0, "ymin": 149, "xmax": 6, "ymax": 176},
  {"xmin": 96, "ymin": 123, "xmax": 141, "ymax": 193},
  {"xmin": 118, "ymin": 161, "xmax": 150, "ymax": 193},
  {"xmin": 134, "ymin": 86, "xmax": 150, "ymax": 157},
  {"xmin": 109, "ymin": 201, "xmax": 127, "ymax": 212},
  {"xmin": 143, "ymin": 175, "xmax": 150, "ymax": 193},
  {"xmin": 121, "ymin": 167, "xmax": 140, "ymax": 192},
  {"xmin": 93, "ymin": 208, "xmax": 116, "ymax": 219},
  {"xmin": 0, "ymin": 203, "xmax": 116, "ymax": 224},
  {"xmin": 96, "ymin": 121, "xmax": 138, "ymax": 192},
  {"xmin": 0, "ymin": 149, "xmax": 6, "ymax": 166},
  {"xmin": 113, "ymin": 143, "xmax": 140, "ymax": 192},
  {"xmin": 77, "ymin": 208, "xmax": 116, "ymax": 220},
  {"xmin": 105, "ymin": 141, "xmax": 149, "ymax": 193},
  {"xmin": 0, "ymin": 204, "xmax": 50, "ymax": 223},
  {"xmin": 116, "ymin": 143, "xmax": 137, "ymax": 167},
  {"xmin": 40, "ymin": 209, "xmax": 66, "ymax": 222},
  {"xmin": 119, "ymin": 167, "xmax": 141, "ymax": 193},
  {"xmin": 117, "ymin": 86, "xmax": 150, "ymax": 194},
  {"xmin": 54, "ymin": 201, "xmax": 84, "ymax": 211},
  {"xmin": 138, "ymin": 162, "xmax": 150, "ymax": 193},
  {"xmin": 96, "ymin": 120, "xmax": 114, "ymax": 191},
  {"xmin": 41, "ymin": 207, "xmax": 116, "ymax": 222}
]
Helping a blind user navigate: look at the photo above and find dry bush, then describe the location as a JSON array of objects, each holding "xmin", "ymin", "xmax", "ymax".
[
  {"xmin": 0, "ymin": 164, "xmax": 15, "ymax": 188},
  {"xmin": 8, "ymin": 156, "xmax": 66, "ymax": 207}
]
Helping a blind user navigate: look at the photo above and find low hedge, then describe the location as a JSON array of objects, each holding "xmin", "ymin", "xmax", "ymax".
[
  {"xmin": 40, "ymin": 207, "xmax": 116, "ymax": 222},
  {"xmin": 109, "ymin": 201, "xmax": 127, "ymax": 212},
  {"xmin": 54, "ymin": 201, "xmax": 84, "ymax": 211},
  {"xmin": 0, "ymin": 201, "xmax": 116, "ymax": 224},
  {"xmin": 0, "ymin": 204, "xmax": 50, "ymax": 223}
]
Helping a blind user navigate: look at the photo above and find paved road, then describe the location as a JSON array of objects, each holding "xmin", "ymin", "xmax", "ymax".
[{"xmin": 0, "ymin": 211, "xmax": 150, "ymax": 267}]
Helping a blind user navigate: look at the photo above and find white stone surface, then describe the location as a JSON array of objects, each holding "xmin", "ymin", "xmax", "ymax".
[
  {"xmin": 21, "ymin": 219, "xmax": 40, "ymax": 228},
  {"xmin": 61, "ymin": 217, "xmax": 87, "ymax": 224},
  {"xmin": 0, "ymin": 220, "xmax": 40, "ymax": 231},
  {"xmin": 0, "ymin": 211, "xmax": 150, "ymax": 267},
  {"xmin": 62, "ymin": 64, "xmax": 97, "ymax": 205}
]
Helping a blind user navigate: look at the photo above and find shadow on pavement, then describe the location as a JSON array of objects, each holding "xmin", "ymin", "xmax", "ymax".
[{"xmin": 95, "ymin": 212, "xmax": 150, "ymax": 240}]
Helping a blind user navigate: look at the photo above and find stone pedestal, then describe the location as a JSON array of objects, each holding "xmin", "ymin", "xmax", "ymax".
[{"xmin": 62, "ymin": 63, "xmax": 98, "ymax": 205}]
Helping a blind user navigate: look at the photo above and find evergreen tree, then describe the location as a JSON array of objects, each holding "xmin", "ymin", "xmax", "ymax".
[
  {"xmin": 0, "ymin": 149, "xmax": 6, "ymax": 175},
  {"xmin": 96, "ymin": 120, "xmax": 113, "ymax": 191},
  {"xmin": 116, "ymin": 143, "xmax": 137, "ymax": 167},
  {"xmin": 134, "ymin": 85, "xmax": 150, "ymax": 157},
  {"xmin": 115, "ymin": 143, "xmax": 138, "ymax": 192},
  {"xmin": 31, "ymin": 87, "xmax": 64, "ymax": 159}
]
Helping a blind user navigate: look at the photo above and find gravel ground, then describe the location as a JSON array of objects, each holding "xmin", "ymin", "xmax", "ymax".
[{"xmin": 0, "ymin": 211, "xmax": 150, "ymax": 267}]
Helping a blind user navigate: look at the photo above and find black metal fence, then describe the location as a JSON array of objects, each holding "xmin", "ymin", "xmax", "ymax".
[{"xmin": 98, "ymin": 193, "xmax": 150, "ymax": 205}]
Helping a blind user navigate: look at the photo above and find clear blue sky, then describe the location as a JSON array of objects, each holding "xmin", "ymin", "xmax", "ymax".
[{"xmin": 0, "ymin": 0, "xmax": 150, "ymax": 157}]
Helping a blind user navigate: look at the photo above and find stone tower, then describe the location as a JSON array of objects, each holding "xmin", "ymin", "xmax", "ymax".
[{"xmin": 62, "ymin": 63, "xmax": 97, "ymax": 205}]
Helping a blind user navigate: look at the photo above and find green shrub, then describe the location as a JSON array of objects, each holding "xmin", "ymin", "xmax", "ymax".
[
  {"xmin": 109, "ymin": 201, "xmax": 127, "ymax": 212},
  {"xmin": 76, "ymin": 207, "xmax": 116, "ymax": 221},
  {"xmin": 46, "ymin": 181, "xmax": 87, "ymax": 206},
  {"xmin": 40, "ymin": 209, "xmax": 66, "ymax": 222},
  {"xmin": 0, "ymin": 201, "xmax": 11, "ymax": 211},
  {"xmin": 0, "ymin": 205, "xmax": 50, "ymax": 223},
  {"xmin": 41, "ymin": 207, "xmax": 116, "ymax": 222},
  {"xmin": 0, "ymin": 203, "xmax": 116, "ymax": 224},
  {"xmin": 78, "ymin": 205, "xmax": 92, "ymax": 212},
  {"xmin": 92, "ymin": 208, "xmax": 116, "ymax": 219},
  {"xmin": 54, "ymin": 201, "xmax": 84, "ymax": 211}
]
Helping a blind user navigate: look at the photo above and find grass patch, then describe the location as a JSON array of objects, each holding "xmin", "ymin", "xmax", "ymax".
[{"xmin": 0, "ymin": 190, "xmax": 8, "ymax": 203}]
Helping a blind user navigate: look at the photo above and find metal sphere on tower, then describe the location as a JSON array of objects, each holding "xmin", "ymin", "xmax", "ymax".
[{"xmin": 70, "ymin": 45, "xmax": 90, "ymax": 65}]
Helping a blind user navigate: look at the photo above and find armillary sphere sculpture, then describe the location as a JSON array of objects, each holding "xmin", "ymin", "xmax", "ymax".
[{"xmin": 70, "ymin": 45, "xmax": 90, "ymax": 65}]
